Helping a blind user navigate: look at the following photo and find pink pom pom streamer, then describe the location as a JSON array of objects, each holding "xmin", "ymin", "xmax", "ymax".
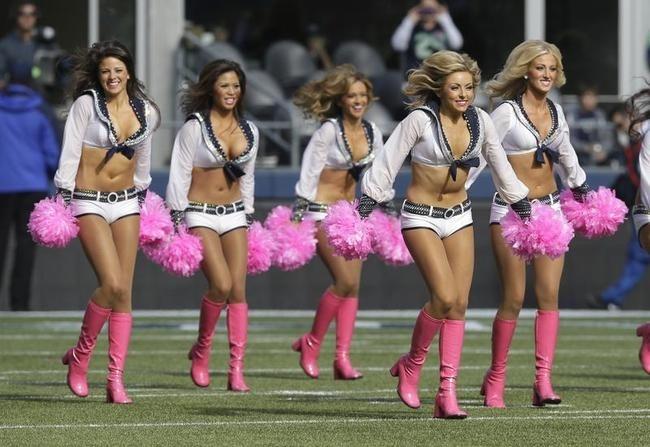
[
  {"xmin": 143, "ymin": 226, "xmax": 203, "ymax": 277},
  {"xmin": 560, "ymin": 187, "xmax": 627, "ymax": 238},
  {"xmin": 321, "ymin": 200, "xmax": 373, "ymax": 261},
  {"xmin": 27, "ymin": 196, "xmax": 79, "ymax": 248},
  {"xmin": 139, "ymin": 191, "xmax": 173, "ymax": 246},
  {"xmin": 247, "ymin": 221, "xmax": 274, "ymax": 275},
  {"xmin": 264, "ymin": 206, "xmax": 317, "ymax": 271},
  {"xmin": 501, "ymin": 202, "xmax": 574, "ymax": 262},
  {"xmin": 366, "ymin": 210, "xmax": 413, "ymax": 266}
]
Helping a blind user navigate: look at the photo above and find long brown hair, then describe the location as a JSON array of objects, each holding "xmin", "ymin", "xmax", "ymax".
[
  {"xmin": 627, "ymin": 84, "xmax": 650, "ymax": 141},
  {"xmin": 181, "ymin": 59, "xmax": 247, "ymax": 119},
  {"xmin": 70, "ymin": 40, "xmax": 159, "ymax": 117},
  {"xmin": 293, "ymin": 64, "xmax": 375, "ymax": 121}
]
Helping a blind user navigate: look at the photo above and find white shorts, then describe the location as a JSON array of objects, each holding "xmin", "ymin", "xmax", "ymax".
[
  {"xmin": 185, "ymin": 200, "xmax": 247, "ymax": 236},
  {"xmin": 633, "ymin": 204, "xmax": 650, "ymax": 238},
  {"xmin": 489, "ymin": 191, "xmax": 561, "ymax": 224},
  {"xmin": 71, "ymin": 188, "xmax": 140, "ymax": 225},
  {"xmin": 400, "ymin": 199, "xmax": 473, "ymax": 239}
]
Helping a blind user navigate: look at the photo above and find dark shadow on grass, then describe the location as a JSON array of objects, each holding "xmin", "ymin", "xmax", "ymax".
[
  {"xmin": 193, "ymin": 404, "xmax": 420, "ymax": 420},
  {"xmin": 506, "ymin": 383, "xmax": 648, "ymax": 394},
  {"xmin": 559, "ymin": 372, "xmax": 646, "ymax": 381},
  {"xmin": 0, "ymin": 393, "xmax": 90, "ymax": 403}
]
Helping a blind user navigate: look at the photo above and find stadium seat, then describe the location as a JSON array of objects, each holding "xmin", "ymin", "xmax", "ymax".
[
  {"xmin": 372, "ymin": 70, "xmax": 407, "ymax": 120},
  {"xmin": 364, "ymin": 101, "xmax": 397, "ymax": 138},
  {"xmin": 333, "ymin": 41, "xmax": 386, "ymax": 79},
  {"xmin": 265, "ymin": 40, "xmax": 317, "ymax": 96},
  {"xmin": 244, "ymin": 69, "xmax": 285, "ymax": 119}
]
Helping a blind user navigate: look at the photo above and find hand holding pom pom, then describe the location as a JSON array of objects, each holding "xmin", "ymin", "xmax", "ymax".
[
  {"xmin": 247, "ymin": 221, "xmax": 274, "ymax": 275},
  {"xmin": 560, "ymin": 187, "xmax": 627, "ymax": 238},
  {"xmin": 322, "ymin": 200, "xmax": 373, "ymax": 260},
  {"xmin": 139, "ymin": 191, "xmax": 173, "ymax": 247},
  {"xmin": 27, "ymin": 195, "xmax": 79, "ymax": 248},
  {"xmin": 264, "ymin": 205, "xmax": 317, "ymax": 270},
  {"xmin": 367, "ymin": 210, "xmax": 413, "ymax": 266},
  {"xmin": 501, "ymin": 202, "xmax": 574, "ymax": 262},
  {"xmin": 142, "ymin": 225, "xmax": 203, "ymax": 277}
]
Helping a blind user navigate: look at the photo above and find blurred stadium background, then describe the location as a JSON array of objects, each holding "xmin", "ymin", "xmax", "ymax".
[{"xmin": 1, "ymin": 0, "xmax": 650, "ymax": 310}]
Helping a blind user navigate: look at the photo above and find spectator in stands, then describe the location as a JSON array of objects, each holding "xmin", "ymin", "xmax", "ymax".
[
  {"xmin": 0, "ymin": 79, "xmax": 59, "ymax": 311},
  {"xmin": 0, "ymin": 2, "xmax": 40, "ymax": 88},
  {"xmin": 391, "ymin": 0, "xmax": 463, "ymax": 75},
  {"xmin": 565, "ymin": 86, "xmax": 612, "ymax": 165},
  {"xmin": 305, "ymin": 23, "xmax": 333, "ymax": 70}
]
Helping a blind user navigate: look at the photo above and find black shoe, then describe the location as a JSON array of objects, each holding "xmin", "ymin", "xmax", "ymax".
[{"xmin": 585, "ymin": 294, "xmax": 621, "ymax": 311}]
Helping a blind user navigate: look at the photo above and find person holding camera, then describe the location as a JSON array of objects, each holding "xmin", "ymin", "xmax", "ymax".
[{"xmin": 391, "ymin": 0, "xmax": 463, "ymax": 75}]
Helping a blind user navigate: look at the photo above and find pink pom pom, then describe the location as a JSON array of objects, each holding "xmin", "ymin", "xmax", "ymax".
[
  {"xmin": 247, "ymin": 221, "xmax": 274, "ymax": 275},
  {"xmin": 139, "ymin": 191, "xmax": 173, "ymax": 246},
  {"xmin": 501, "ymin": 202, "xmax": 574, "ymax": 262},
  {"xmin": 560, "ymin": 187, "xmax": 627, "ymax": 238},
  {"xmin": 264, "ymin": 206, "xmax": 317, "ymax": 271},
  {"xmin": 143, "ymin": 226, "xmax": 203, "ymax": 277},
  {"xmin": 321, "ymin": 200, "xmax": 373, "ymax": 260},
  {"xmin": 27, "ymin": 196, "xmax": 79, "ymax": 248},
  {"xmin": 366, "ymin": 210, "xmax": 413, "ymax": 266}
]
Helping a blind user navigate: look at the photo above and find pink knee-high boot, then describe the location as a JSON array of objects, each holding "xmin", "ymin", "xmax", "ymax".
[
  {"xmin": 389, "ymin": 309, "xmax": 443, "ymax": 409},
  {"xmin": 106, "ymin": 312, "xmax": 132, "ymax": 404},
  {"xmin": 189, "ymin": 296, "xmax": 224, "ymax": 388},
  {"xmin": 434, "ymin": 319, "xmax": 468, "ymax": 419},
  {"xmin": 62, "ymin": 300, "xmax": 111, "ymax": 397},
  {"xmin": 292, "ymin": 289, "xmax": 340, "ymax": 379},
  {"xmin": 227, "ymin": 303, "xmax": 250, "ymax": 392},
  {"xmin": 533, "ymin": 310, "xmax": 561, "ymax": 406},
  {"xmin": 334, "ymin": 297, "xmax": 363, "ymax": 380},
  {"xmin": 636, "ymin": 323, "xmax": 650, "ymax": 374},
  {"xmin": 481, "ymin": 318, "xmax": 517, "ymax": 408}
]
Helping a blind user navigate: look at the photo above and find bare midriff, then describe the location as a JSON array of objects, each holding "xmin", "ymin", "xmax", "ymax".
[
  {"xmin": 314, "ymin": 168, "xmax": 357, "ymax": 204},
  {"xmin": 405, "ymin": 162, "xmax": 469, "ymax": 207},
  {"xmin": 188, "ymin": 167, "xmax": 242, "ymax": 205},
  {"xmin": 506, "ymin": 151, "xmax": 557, "ymax": 199},
  {"xmin": 75, "ymin": 146, "xmax": 136, "ymax": 191}
]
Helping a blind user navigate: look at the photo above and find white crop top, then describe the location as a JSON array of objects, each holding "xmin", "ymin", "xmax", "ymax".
[
  {"xmin": 638, "ymin": 120, "xmax": 650, "ymax": 208},
  {"xmin": 361, "ymin": 103, "xmax": 529, "ymax": 204},
  {"xmin": 295, "ymin": 118, "xmax": 383, "ymax": 201},
  {"xmin": 490, "ymin": 96, "xmax": 586, "ymax": 188},
  {"xmin": 166, "ymin": 113, "xmax": 259, "ymax": 214},
  {"xmin": 53, "ymin": 89, "xmax": 159, "ymax": 192}
]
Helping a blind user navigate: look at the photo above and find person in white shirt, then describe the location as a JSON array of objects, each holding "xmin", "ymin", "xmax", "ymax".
[
  {"xmin": 358, "ymin": 51, "xmax": 531, "ymax": 419},
  {"xmin": 166, "ymin": 59, "xmax": 259, "ymax": 393},
  {"xmin": 290, "ymin": 65, "xmax": 385, "ymax": 381},
  {"xmin": 56, "ymin": 40, "xmax": 160, "ymax": 404},
  {"xmin": 391, "ymin": 0, "xmax": 463, "ymax": 75},
  {"xmin": 480, "ymin": 40, "xmax": 590, "ymax": 409},
  {"xmin": 628, "ymin": 86, "xmax": 650, "ymax": 374}
]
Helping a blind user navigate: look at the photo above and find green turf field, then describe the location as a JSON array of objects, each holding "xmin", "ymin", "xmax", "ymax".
[{"xmin": 1, "ymin": 310, "xmax": 649, "ymax": 446}]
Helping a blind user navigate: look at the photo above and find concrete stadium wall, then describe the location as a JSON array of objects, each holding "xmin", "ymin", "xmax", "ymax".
[{"xmin": 3, "ymin": 200, "xmax": 647, "ymax": 311}]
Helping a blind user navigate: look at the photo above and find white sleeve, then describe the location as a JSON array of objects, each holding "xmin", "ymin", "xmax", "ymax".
[
  {"xmin": 437, "ymin": 12, "xmax": 463, "ymax": 50},
  {"xmin": 294, "ymin": 122, "xmax": 337, "ymax": 201},
  {"xmin": 133, "ymin": 104, "xmax": 159, "ymax": 191},
  {"xmin": 553, "ymin": 105, "xmax": 588, "ymax": 189},
  {"xmin": 365, "ymin": 124, "xmax": 395, "ymax": 201},
  {"xmin": 639, "ymin": 123, "xmax": 650, "ymax": 208},
  {"xmin": 166, "ymin": 120, "xmax": 199, "ymax": 211},
  {"xmin": 53, "ymin": 95, "xmax": 93, "ymax": 191},
  {"xmin": 391, "ymin": 17, "xmax": 416, "ymax": 51},
  {"xmin": 240, "ymin": 122, "xmax": 259, "ymax": 214},
  {"xmin": 479, "ymin": 110, "xmax": 529, "ymax": 203},
  {"xmin": 361, "ymin": 111, "xmax": 427, "ymax": 202}
]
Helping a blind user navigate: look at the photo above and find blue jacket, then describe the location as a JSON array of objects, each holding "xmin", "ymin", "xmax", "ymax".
[{"xmin": 0, "ymin": 84, "xmax": 60, "ymax": 193}]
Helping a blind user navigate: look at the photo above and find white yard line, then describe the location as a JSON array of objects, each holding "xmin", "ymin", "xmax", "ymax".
[{"xmin": 2, "ymin": 412, "xmax": 650, "ymax": 430}]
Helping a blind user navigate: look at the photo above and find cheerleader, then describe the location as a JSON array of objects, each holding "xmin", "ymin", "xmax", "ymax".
[
  {"xmin": 480, "ymin": 40, "xmax": 591, "ymax": 408},
  {"xmin": 166, "ymin": 59, "xmax": 258, "ymax": 392},
  {"xmin": 358, "ymin": 51, "xmax": 531, "ymax": 418},
  {"xmin": 57, "ymin": 40, "xmax": 160, "ymax": 403},
  {"xmin": 291, "ymin": 64, "xmax": 386, "ymax": 380},
  {"xmin": 628, "ymin": 86, "xmax": 650, "ymax": 374}
]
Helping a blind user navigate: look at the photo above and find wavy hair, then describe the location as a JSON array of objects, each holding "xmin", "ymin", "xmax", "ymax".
[
  {"xmin": 404, "ymin": 51, "xmax": 481, "ymax": 109},
  {"xmin": 626, "ymin": 84, "xmax": 650, "ymax": 141},
  {"xmin": 485, "ymin": 40, "xmax": 566, "ymax": 101},
  {"xmin": 181, "ymin": 59, "xmax": 247, "ymax": 119},
  {"xmin": 293, "ymin": 64, "xmax": 375, "ymax": 121},
  {"xmin": 70, "ymin": 40, "xmax": 158, "ymax": 118}
]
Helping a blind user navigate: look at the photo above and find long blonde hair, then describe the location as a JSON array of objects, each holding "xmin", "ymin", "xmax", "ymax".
[
  {"xmin": 293, "ymin": 64, "xmax": 375, "ymax": 121},
  {"xmin": 485, "ymin": 40, "xmax": 566, "ymax": 101},
  {"xmin": 404, "ymin": 51, "xmax": 481, "ymax": 109}
]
